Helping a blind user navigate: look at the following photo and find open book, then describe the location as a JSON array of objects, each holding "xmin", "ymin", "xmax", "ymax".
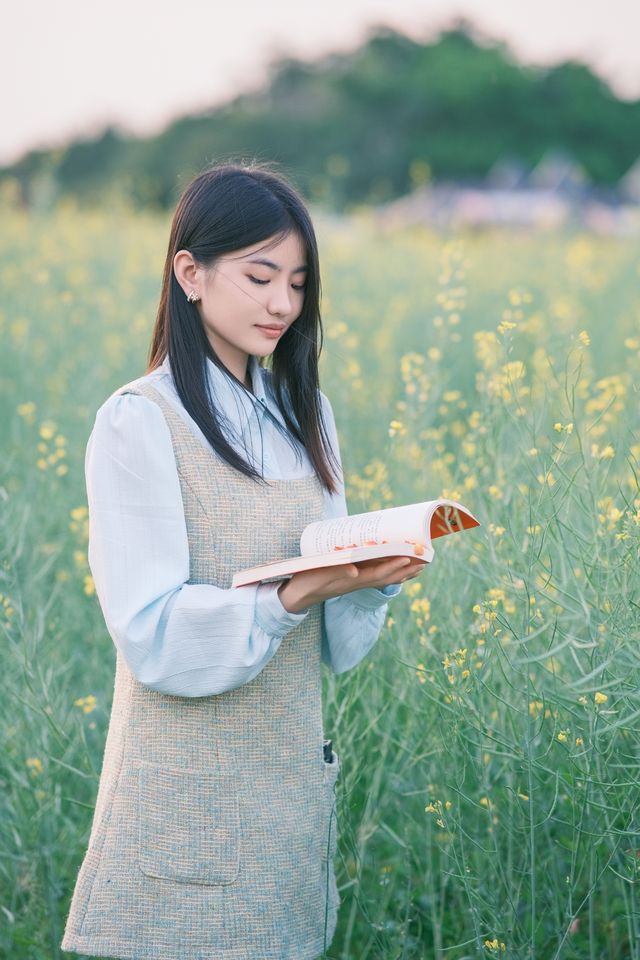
[{"xmin": 232, "ymin": 499, "xmax": 480, "ymax": 588}]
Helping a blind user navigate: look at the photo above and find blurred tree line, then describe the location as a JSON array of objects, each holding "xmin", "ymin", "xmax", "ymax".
[{"xmin": 4, "ymin": 23, "xmax": 640, "ymax": 211}]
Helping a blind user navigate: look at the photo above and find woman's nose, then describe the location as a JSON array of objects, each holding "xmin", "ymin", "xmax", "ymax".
[{"xmin": 267, "ymin": 283, "xmax": 292, "ymax": 316}]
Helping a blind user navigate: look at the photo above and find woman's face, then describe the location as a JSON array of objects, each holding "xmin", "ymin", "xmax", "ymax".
[{"xmin": 189, "ymin": 231, "xmax": 307, "ymax": 385}]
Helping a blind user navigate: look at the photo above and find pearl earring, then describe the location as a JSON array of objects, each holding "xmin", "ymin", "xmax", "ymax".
[{"xmin": 187, "ymin": 290, "xmax": 200, "ymax": 303}]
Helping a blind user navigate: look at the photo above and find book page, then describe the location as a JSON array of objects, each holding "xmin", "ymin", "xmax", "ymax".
[{"xmin": 300, "ymin": 501, "xmax": 440, "ymax": 555}]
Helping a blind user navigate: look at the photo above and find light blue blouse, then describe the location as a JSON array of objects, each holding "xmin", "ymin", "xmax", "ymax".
[{"xmin": 85, "ymin": 354, "xmax": 402, "ymax": 697}]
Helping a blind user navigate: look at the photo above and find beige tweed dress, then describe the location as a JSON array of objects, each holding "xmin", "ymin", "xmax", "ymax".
[{"xmin": 61, "ymin": 380, "xmax": 341, "ymax": 960}]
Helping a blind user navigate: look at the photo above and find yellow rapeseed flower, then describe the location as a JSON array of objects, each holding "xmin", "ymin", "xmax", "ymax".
[
  {"xmin": 537, "ymin": 471, "xmax": 556, "ymax": 486},
  {"xmin": 483, "ymin": 939, "xmax": 506, "ymax": 952},
  {"xmin": 74, "ymin": 695, "xmax": 98, "ymax": 713},
  {"xmin": 39, "ymin": 422, "xmax": 57, "ymax": 440},
  {"xmin": 594, "ymin": 692, "xmax": 608, "ymax": 704},
  {"xmin": 26, "ymin": 757, "xmax": 43, "ymax": 775},
  {"xmin": 388, "ymin": 419, "xmax": 406, "ymax": 437},
  {"xmin": 16, "ymin": 400, "xmax": 36, "ymax": 418},
  {"xmin": 410, "ymin": 598, "xmax": 431, "ymax": 620}
]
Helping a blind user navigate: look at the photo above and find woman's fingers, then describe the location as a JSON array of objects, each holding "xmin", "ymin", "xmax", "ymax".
[
  {"xmin": 312, "ymin": 555, "xmax": 428, "ymax": 596},
  {"xmin": 283, "ymin": 554, "xmax": 430, "ymax": 608},
  {"xmin": 379, "ymin": 558, "xmax": 428, "ymax": 585},
  {"xmin": 347, "ymin": 556, "xmax": 421, "ymax": 589}
]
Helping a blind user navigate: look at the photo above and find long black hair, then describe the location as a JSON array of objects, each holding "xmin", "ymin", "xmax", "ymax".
[{"xmin": 146, "ymin": 160, "xmax": 340, "ymax": 495}]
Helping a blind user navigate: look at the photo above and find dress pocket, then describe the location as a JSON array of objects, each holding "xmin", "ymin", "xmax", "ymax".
[
  {"xmin": 321, "ymin": 750, "xmax": 340, "ymax": 862},
  {"xmin": 137, "ymin": 762, "xmax": 240, "ymax": 886}
]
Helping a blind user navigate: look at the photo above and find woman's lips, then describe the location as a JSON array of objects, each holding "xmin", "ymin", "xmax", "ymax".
[{"xmin": 255, "ymin": 324, "xmax": 285, "ymax": 338}]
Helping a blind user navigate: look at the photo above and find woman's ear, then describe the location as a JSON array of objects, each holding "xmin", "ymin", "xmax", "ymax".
[{"xmin": 173, "ymin": 250, "xmax": 200, "ymax": 297}]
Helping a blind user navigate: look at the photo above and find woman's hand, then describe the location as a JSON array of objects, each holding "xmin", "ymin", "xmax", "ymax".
[{"xmin": 277, "ymin": 555, "xmax": 428, "ymax": 614}]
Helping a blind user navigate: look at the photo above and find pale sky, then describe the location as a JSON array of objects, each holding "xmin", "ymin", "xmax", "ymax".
[{"xmin": 3, "ymin": 0, "xmax": 638, "ymax": 165}]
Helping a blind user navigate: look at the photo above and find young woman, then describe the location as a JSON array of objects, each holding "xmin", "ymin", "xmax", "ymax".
[{"xmin": 61, "ymin": 161, "xmax": 426, "ymax": 960}]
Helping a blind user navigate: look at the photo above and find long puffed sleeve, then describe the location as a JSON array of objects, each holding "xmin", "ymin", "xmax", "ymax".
[
  {"xmin": 318, "ymin": 392, "xmax": 403, "ymax": 674},
  {"xmin": 85, "ymin": 393, "xmax": 309, "ymax": 697}
]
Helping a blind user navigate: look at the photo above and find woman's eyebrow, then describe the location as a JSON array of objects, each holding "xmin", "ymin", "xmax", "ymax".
[{"xmin": 246, "ymin": 257, "xmax": 308, "ymax": 273}]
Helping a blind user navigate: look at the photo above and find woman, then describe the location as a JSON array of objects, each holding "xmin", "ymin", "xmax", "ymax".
[{"xmin": 61, "ymin": 161, "xmax": 426, "ymax": 960}]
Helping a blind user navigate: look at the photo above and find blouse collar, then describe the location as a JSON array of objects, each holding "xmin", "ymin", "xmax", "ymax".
[{"xmin": 161, "ymin": 353, "xmax": 283, "ymax": 438}]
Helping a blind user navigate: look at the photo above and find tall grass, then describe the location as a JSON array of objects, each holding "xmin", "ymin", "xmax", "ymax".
[{"xmin": 1, "ymin": 200, "xmax": 638, "ymax": 959}]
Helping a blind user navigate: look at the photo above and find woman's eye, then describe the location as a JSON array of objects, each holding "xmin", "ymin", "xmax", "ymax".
[{"xmin": 249, "ymin": 275, "xmax": 306, "ymax": 292}]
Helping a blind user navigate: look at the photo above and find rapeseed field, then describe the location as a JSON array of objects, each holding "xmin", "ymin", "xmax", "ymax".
[{"xmin": 1, "ymin": 199, "xmax": 639, "ymax": 959}]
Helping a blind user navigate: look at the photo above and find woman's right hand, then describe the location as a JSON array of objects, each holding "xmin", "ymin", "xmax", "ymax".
[{"xmin": 277, "ymin": 555, "xmax": 428, "ymax": 614}]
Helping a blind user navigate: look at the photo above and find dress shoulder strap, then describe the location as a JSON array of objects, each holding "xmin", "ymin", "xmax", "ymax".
[{"xmin": 116, "ymin": 379, "xmax": 211, "ymax": 464}]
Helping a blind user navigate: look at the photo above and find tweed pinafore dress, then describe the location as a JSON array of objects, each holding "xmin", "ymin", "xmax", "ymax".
[{"xmin": 61, "ymin": 379, "xmax": 341, "ymax": 960}]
